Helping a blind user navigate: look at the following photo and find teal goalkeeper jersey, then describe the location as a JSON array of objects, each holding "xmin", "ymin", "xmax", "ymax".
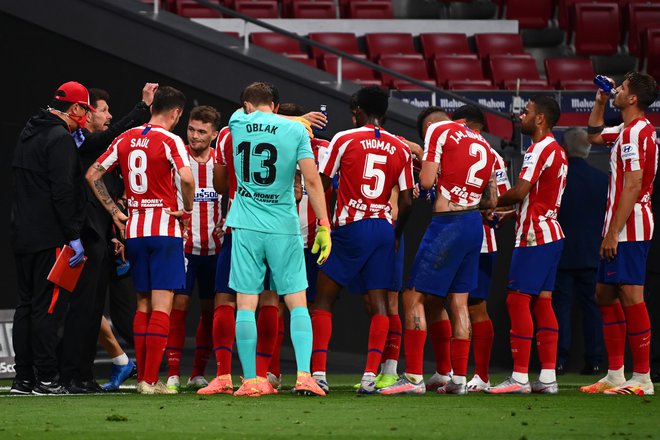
[{"xmin": 226, "ymin": 109, "xmax": 313, "ymax": 235}]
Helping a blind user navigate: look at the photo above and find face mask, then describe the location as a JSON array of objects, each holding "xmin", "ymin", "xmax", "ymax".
[{"xmin": 67, "ymin": 111, "xmax": 88, "ymax": 129}]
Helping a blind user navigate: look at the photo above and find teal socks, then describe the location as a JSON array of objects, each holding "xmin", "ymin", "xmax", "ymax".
[
  {"xmin": 236, "ymin": 309, "xmax": 257, "ymax": 379},
  {"xmin": 290, "ymin": 306, "xmax": 313, "ymax": 373}
]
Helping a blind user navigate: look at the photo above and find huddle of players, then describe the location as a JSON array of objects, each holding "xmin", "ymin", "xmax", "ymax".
[{"xmin": 86, "ymin": 70, "xmax": 656, "ymax": 397}]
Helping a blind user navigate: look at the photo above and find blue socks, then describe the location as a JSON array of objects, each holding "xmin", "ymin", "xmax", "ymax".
[
  {"xmin": 290, "ymin": 307, "xmax": 313, "ymax": 373},
  {"xmin": 235, "ymin": 309, "xmax": 257, "ymax": 379}
]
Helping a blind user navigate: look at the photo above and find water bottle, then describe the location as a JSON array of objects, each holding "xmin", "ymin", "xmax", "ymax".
[
  {"xmin": 593, "ymin": 75, "xmax": 617, "ymax": 95},
  {"xmin": 318, "ymin": 104, "xmax": 327, "ymax": 132}
]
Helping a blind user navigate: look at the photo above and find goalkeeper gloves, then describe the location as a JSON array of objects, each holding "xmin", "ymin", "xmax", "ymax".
[
  {"xmin": 294, "ymin": 117, "xmax": 314, "ymax": 138},
  {"xmin": 311, "ymin": 220, "xmax": 332, "ymax": 265}
]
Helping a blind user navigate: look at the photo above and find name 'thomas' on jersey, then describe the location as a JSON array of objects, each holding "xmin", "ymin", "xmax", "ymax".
[
  {"xmin": 601, "ymin": 117, "xmax": 658, "ymax": 242},
  {"xmin": 98, "ymin": 124, "xmax": 190, "ymax": 239},
  {"xmin": 515, "ymin": 133, "xmax": 568, "ymax": 247},
  {"xmin": 319, "ymin": 125, "xmax": 414, "ymax": 228},
  {"xmin": 423, "ymin": 120, "xmax": 496, "ymax": 208}
]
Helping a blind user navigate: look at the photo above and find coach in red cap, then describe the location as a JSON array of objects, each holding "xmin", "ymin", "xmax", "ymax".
[{"xmin": 9, "ymin": 81, "xmax": 91, "ymax": 395}]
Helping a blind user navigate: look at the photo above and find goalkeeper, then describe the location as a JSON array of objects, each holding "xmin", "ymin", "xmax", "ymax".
[{"xmin": 226, "ymin": 82, "xmax": 331, "ymax": 397}]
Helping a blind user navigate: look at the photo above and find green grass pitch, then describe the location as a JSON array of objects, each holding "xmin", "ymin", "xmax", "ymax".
[{"xmin": 0, "ymin": 374, "xmax": 657, "ymax": 439}]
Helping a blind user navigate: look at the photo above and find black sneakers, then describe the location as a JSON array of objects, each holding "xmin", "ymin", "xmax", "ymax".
[
  {"xmin": 9, "ymin": 379, "xmax": 34, "ymax": 395},
  {"xmin": 32, "ymin": 380, "xmax": 69, "ymax": 395},
  {"xmin": 66, "ymin": 379, "xmax": 105, "ymax": 394}
]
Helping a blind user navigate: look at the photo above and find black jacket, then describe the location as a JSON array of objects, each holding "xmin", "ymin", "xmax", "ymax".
[
  {"xmin": 11, "ymin": 110, "xmax": 85, "ymax": 254},
  {"xmin": 78, "ymin": 101, "xmax": 150, "ymax": 239}
]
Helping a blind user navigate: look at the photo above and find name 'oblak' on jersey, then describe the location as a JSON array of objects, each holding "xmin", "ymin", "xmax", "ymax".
[
  {"xmin": 423, "ymin": 120, "xmax": 496, "ymax": 208},
  {"xmin": 319, "ymin": 125, "xmax": 415, "ymax": 228}
]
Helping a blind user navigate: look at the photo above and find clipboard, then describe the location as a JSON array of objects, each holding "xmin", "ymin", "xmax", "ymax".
[{"xmin": 47, "ymin": 245, "xmax": 87, "ymax": 292}]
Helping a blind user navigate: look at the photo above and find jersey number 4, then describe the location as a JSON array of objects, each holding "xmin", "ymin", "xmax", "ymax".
[{"xmin": 237, "ymin": 141, "xmax": 277, "ymax": 186}]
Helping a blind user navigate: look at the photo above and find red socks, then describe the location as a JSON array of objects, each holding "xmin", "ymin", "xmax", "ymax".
[
  {"xmin": 600, "ymin": 303, "xmax": 626, "ymax": 371},
  {"xmin": 507, "ymin": 291, "xmax": 533, "ymax": 374},
  {"xmin": 166, "ymin": 309, "xmax": 187, "ymax": 377},
  {"xmin": 213, "ymin": 305, "xmax": 235, "ymax": 376},
  {"xmin": 144, "ymin": 311, "xmax": 170, "ymax": 384},
  {"xmin": 133, "ymin": 311, "xmax": 149, "ymax": 383},
  {"xmin": 429, "ymin": 319, "xmax": 452, "ymax": 375},
  {"xmin": 624, "ymin": 302, "xmax": 651, "ymax": 374},
  {"xmin": 404, "ymin": 329, "xmax": 426, "ymax": 375},
  {"xmin": 311, "ymin": 310, "xmax": 332, "ymax": 373},
  {"xmin": 471, "ymin": 319, "xmax": 494, "ymax": 381},
  {"xmin": 256, "ymin": 305, "xmax": 279, "ymax": 378},
  {"xmin": 365, "ymin": 314, "xmax": 389, "ymax": 375},
  {"xmin": 532, "ymin": 297, "xmax": 559, "ymax": 370},
  {"xmin": 383, "ymin": 314, "xmax": 402, "ymax": 363},
  {"xmin": 190, "ymin": 310, "xmax": 213, "ymax": 378},
  {"xmin": 269, "ymin": 314, "xmax": 285, "ymax": 377},
  {"xmin": 451, "ymin": 338, "xmax": 470, "ymax": 377}
]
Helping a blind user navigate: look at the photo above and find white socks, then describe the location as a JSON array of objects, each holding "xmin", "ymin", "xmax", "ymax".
[
  {"xmin": 539, "ymin": 369, "xmax": 556, "ymax": 383},
  {"xmin": 405, "ymin": 373, "xmax": 423, "ymax": 384},
  {"xmin": 512, "ymin": 371, "xmax": 529, "ymax": 384},
  {"xmin": 111, "ymin": 353, "xmax": 129, "ymax": 366},
  {"xmin": 382, "ymin": 360, "xmax": 398, "ymax": 375}
]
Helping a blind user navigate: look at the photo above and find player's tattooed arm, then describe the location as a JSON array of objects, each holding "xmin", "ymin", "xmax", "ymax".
[
  {"xmin": 86, "ymin": 162, "xmax": 128, "ymax": 235},
  {"xmin": 479, "ymin": 172, "xmax": 498, "ymax": 210}
]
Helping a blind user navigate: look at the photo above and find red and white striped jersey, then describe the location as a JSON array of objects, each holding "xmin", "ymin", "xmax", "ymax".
[
  {"xmin": 601, "ymin": 117, "xmax": 658, "ymax": 242},
  {"xmin": 319, "ymin": 125, "xmax": 414, "ymax": 228},
  {"xmin": 299, "ymin": 138, "xmax": 330, "ymax": 248},
  {"xmin": 180, "ymin": 147, "xmax": 221, "ymax": 256},
  {"xmin": 423, "ymin": 120, "xmax": 496, "ymax": 208},
  {"xmin": 515, "ymin": 134, "xmax": 568, "ymax": 247},
  {"xmin": 482, "ymin": 149, "xmax": 511, "ymax": 253},
  {"xmin": 98, "ymin": 124, "xmax": 190, "ymax": 239},
  {"xmin": 214, "ymin": 126, "xmax": 236, "ymax": 235}
]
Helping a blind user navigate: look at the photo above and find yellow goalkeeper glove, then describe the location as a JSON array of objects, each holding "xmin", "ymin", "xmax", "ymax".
[
  {"xmin": 312, "ymin": 221, "xmax": 331, "ymax": 265},
  {"xmin": 294, "ymin": 116, "xmax": 314, "ymax": 139}
]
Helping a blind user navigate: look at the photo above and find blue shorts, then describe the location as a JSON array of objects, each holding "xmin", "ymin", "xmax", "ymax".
[
  {"xmin": 348, "ymin": 234, "xmax": 405, "ymax": 294},
  {"xmin": 126, "ymin": 236, "xmax": 185, "ymax": 292},
  {"xmin": 176, "ymin": 253, "xmax": 218, "ymax": 300},
  {"xmin": 321, "ymin": 219, "xmax": 395, "ymax": 291},
  {"xmin": 597, "ymin": 240, "xmax": 651, "ymax": 285},
  {"xmin": 469, "ymin": 252, "xmax": 497, "ymax": 300},
  {"xmin": 215, "ymin": 233, "xmax": 271, "ymax": 295},
  {"xmin": 508, "ymin": 240, "xmax": 564, "ymax": 296},
  {"xmin": 407, "ymin": 211, "xmax": 483, "ymax": 297},
  {"xmin": 304, "ymin": 248, "xmax": 320, "ymax": 302}
]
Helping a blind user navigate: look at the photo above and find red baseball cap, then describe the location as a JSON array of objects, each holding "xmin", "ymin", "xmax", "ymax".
[{"xmin": 54, "ymin": 81, "xmax": 96, "ymax": 112}]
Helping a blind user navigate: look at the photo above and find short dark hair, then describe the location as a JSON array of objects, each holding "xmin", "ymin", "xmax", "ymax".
[
  {"xmin": 624, "ymin": 71, "xmax": 658, "ymax": 111},
  {"xmin": 349, "ymin": 92, "xmax": 359, "ymax": 111},
  {"xmin": 451, "ymin": 104, "xmax": 485, "ymax": 127},
  {"xmin": 416, "ymin": 106, "xmax": 445, "ymax": 139},
  {"xmin": 278, "ymin": 102, "xmax": 305, "ymax": 117},
  {"xmin": 264, "ymin": 82, "xmax": 280, "ymax": 106},
  {"xmin": 151, "ymin": 86, "xmax": 186, "ymax": 115},
  {"xmin": 88, "ymin": 88, "xmax": 110, "ymax": 107},
  {"xmin": 240, "ymin": 82, "xmax": 274, "ymax": 107},
  {"xmin": 189, "ymin": 105, "xmax": 222, "ymax": 130},
  {"xmin": 355, "ymin": 86, "xmax": 389, "ymax": 119},
  {"xmin": 531, "ymin": 95, "xmax": 560, "ymax": 129}
]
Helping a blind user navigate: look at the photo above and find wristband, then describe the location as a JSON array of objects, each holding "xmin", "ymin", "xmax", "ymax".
[
  {"xmin": 317, "ymin": 218, "xmax": 330, "ymax": 227},
  {"xmin": 183, "ymin": 207, "xmax": 193, "ymax": 215},
  {"xmin": 587, "ymin": 125, "xmax": 605, "ymax": 134}
]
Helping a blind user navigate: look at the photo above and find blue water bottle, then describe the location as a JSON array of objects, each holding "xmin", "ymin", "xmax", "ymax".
[
  {"xmin": 318, "ymin": 104, "xmax": 327, "ymax": 132},
  {"xmin": 593, "ymin": 75, "xmax": 617, "ymax": 95}
]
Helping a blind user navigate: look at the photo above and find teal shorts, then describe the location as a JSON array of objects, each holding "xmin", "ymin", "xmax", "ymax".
[{"xmin": 229, "ymin": 228, "xmax": 308, "ymax": 295}]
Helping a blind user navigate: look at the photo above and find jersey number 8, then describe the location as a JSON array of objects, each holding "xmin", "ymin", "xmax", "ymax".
[{"xmin": 128, "ymin": 149, "xmax": 148, "ymax": 194}]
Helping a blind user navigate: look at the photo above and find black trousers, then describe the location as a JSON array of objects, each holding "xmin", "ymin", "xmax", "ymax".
[
  {"xmin": 106, "ymin": 266, "xmax": 136, "ymax": 347},
  {"xmin": 13, "ymin": 248, "xmax": 68, "ymax": 382},
  {"xmin": 59, "ymin": 230, "xmax": 107, "ymax": 382}
]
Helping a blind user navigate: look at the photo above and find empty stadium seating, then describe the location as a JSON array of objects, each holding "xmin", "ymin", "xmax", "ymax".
[
  {"xmin": 544, "ymin": 58, "xmax": 595, "ymax": 90},
  {"xmin": 505, "ymin": 0, "xmax": 553, "ymax": 29},
  {"xmin": 474, "ymin": 33, "xmax": 526, "ymax": 58},
  {"xmin": 348, "ymin": 1, "xmax": 394, "ymax": 18},
  {"xmin": 250, "ymin": 32, "xmax": 308, "ymax": 59},
  {"xmin": 433, "ymin": 55, "xmax": 490, "ymax": 88},
  {"xmin": 378, "ymin": 56, "xmax": 435, "ymax": 90},
  {"xmin": 308, "ymin": 32, "xmax": 365, "ymax": 62},
  {"xmin": 234, "ymin": 0, "xmax": 279, "ymax": 18},
  {"xmin": 365, "ymin": 33, "xmax": 422, "ymax": 60},
  {"xmin": 291, "ymin": 1, "xmax": 337, "ymax": 19},
  {"xmin": 645, "ymin": 28, "xmax": 660, "ymax": 80},
  {"xmin": 628, "ymin": 3, "xmax": 660, "ymax": 56},
  {"xmin": 573, "ymin": 3, "xmax": 620, "ymax": 55},
  {"xmin": 489, "ymin": 55, "xmax": 551, "ymax": 89},
  {"xmin": 322, "ymin": 57, "xmax": 382, "ymax": 86},
  {"xmin": 420, "ymin": 33, "xmax": 472, "ymax": 59},
  {"xmin": 175, "ymin": 0, "xmax": 222, "ymax": 18}
]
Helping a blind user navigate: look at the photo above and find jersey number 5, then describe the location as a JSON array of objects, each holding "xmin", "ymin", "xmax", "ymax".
[
  {"xmin": 237, "ymin": 141, "xmax": 278, "ymax": 186},
  {"xmin": 128, "ymin": 149, "xmax": 148, "ymax": 194},
  {"xmin": 361, "ymin": 153, "xmax": 387, "ymax": 199}
]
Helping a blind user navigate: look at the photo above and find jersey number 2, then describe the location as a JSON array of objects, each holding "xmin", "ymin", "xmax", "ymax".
[
  {"xmin": 237, "ymin": 141, "xmax": 277, "ymax": 186},
  {"xmin": 466, "ymin": 143, "xmax": 488, "ymax": 187},
  {"xmin": 128, "ymin": 149, "xmax": 148, "ymax": 194}
]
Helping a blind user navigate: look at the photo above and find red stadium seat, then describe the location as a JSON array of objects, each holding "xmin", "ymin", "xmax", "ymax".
[
  {"xmin": 292, "ymin": 1, "xmax": 337, "ymax": 18},
  {"xmin": 419, "ymin": 33, "xmax": 472, "ymax": 59},
  {"xmin": 503, "ymin": 81, "xmax": 554, "ymax": 91},
  {"xmin": 293, "ymin": 57, "xmax": 318, "ymax": 68},
  {"xmin": 489, "ymin": 55, "xmax": 549, "ymax": 89},
  {"xmin": 348, "ymin": 1, "xmax": 394, "ymax": 18},
  {"xmin": 573, "ymin": 3, "xmax": 620, "ymax": 55},
  {"xmin": 175, "ymin": 0, "xmax": 222, "ymax": 17},
  {"xmin": 365, "ymin": 33, "xmax": 422, "ymax": 60},
  {"xmin": 432, "ymin": 56, "xmax": 489, "ymax": 88},
  {"xmin": 282, "ymin": 0, "xmax": 335, "ymax": 17},
  {"xmin": 449, "ymin": 81, "xmax": 498, "ymax": 90},
  {"xmin": 645, "ymin": 28, "xmax": 660, "ymax": 80},
  {"xmin": 485, "ymin": 113, "xmax": 513, "ymax": 141},
  {"xmin": 505, "ymin": 0, "xmax": 553, "ymax": 29},
  {"xmin": 474, "ymin": 33, "xmax": 526, "ymax": 58},
  {"xmin": 250, "ymin": 32, "xmax": 306, "ymax": 57},
  {"xmin": 628, "ymin": 4, "xmax": 660, "ymax": 56},
  {"xmin": 544, "ymin": 58, "xmax": 595, "ymax": 89},
  {"xmin": 308, "ymin": 33, "xmax": 365, "ymax": 62},
  {"xmin": 322, "ymin": 57, "xmax": 382, "ymax": 86},
  {"xmin": 234, "ymin": 0, "xmax": 279, "ymax": 18},
  {"xmin": 379, "ymin": 56, "xmax": 435, "ymax": 90}
]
